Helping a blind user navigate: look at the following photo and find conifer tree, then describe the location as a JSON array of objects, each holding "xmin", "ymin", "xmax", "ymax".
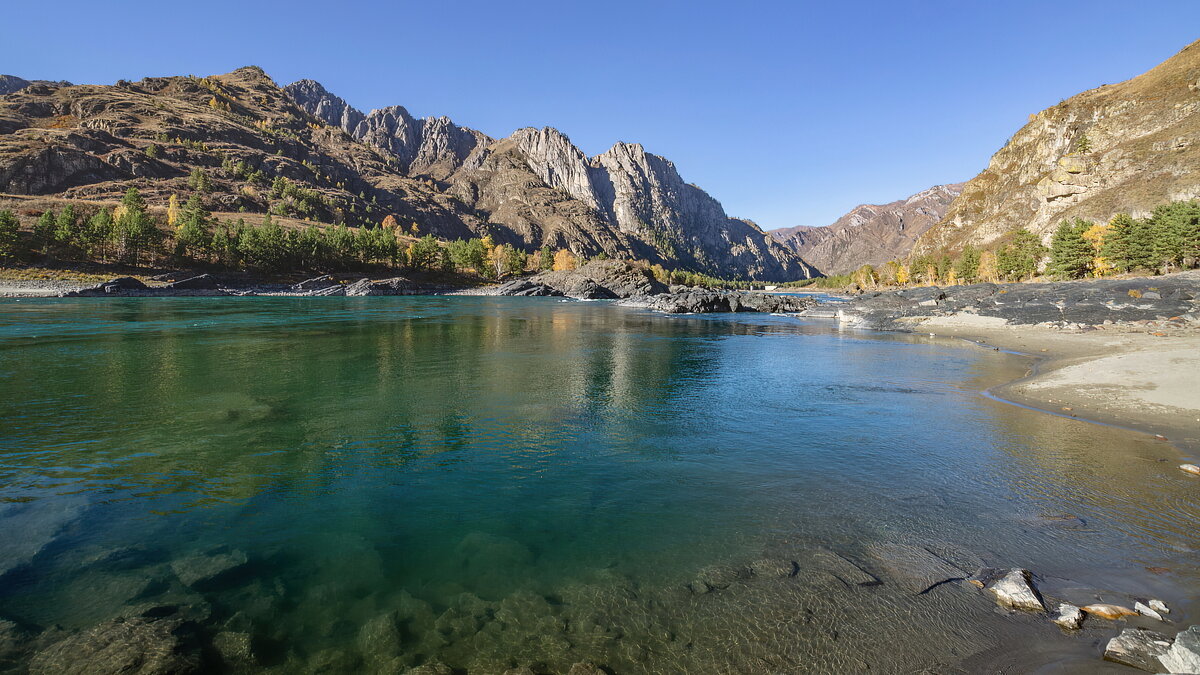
[
  {"xmin": 1048, "ymin": 218, "xmax": 1094, "ymax": 279},
  {"xmin": 0, "ymin": 210, "xmax": 19, "ymax": 259},
  {"xmin": 954, "ymin": 245, "xmax": 981, "ymax": 283}
]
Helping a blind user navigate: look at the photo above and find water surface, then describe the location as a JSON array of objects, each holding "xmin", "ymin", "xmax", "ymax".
[{"xmin": 0, "ymin": 297, "xmax": 1196, "ymax": 673}]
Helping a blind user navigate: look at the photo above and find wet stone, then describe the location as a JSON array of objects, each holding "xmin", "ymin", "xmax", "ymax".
[
  {"xmin": 749, "ymin": 558, "xmax": 797, "ymax": 579},
  {"xmin": 212, "ymin": 631, "xmax": 256, "ymax": 668},
  {"xmin": 1103, "ymin": 628, "xmax": 1172, "ymax": 672},
  {"xmin": 1083, "ymin": 603, "xmax": 1139, "ymax": 620},
  {"xmin": 28, "ymin": 616, "xmax": 202, "ymax": 675},
  {"xmin": 0, "ymin": 618, "xmax": 31, "ymax": 670},
  {"xmin": 1051, "ymin": 603, "xmax": 1084, "ymax": 630},
  {"xmin": 170, "ymin": 548, "xmax": 248, "ymax": 588},
  {"xmin": 1160, "ymin": 625, "xmax": 1200, "ymax": 674},
  {"xmin": 864, "ymin": 541, "xmax": 967, "ymax": 593},
  {"xmin": 986, "ymin": 569, "xmax": 1045, "ymax": 612},
  {"xmin": 1135, "ymin": 601, "xmax": 1164, "ymax": 621}
]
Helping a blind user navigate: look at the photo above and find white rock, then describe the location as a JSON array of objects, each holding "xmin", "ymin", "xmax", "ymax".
[
  {"xmin": 1136, "ymin": 601, "xmax": 1164, "ymax": 621},
  {"xmin": 1160, "ymin": 625, "xmax": 1200, "ymax": 674},
  {"xmin": 1180, "ymin": 463, "xmax": 1200, "ymax": 476},
  {"xmin": 1150, "ymin": 599, "xmax": 1170, "ymax": 614},
  {"xmin": 986, "ymin": 568, "xmax": 1045, "ymax": 612},
  {"xmin": 1103, "ymin": 628, "xmax": 1172, "ymax": 671},
  {"xmin": 1052, "ymin": 603, "xmax": 1084, "ymax": 630}
]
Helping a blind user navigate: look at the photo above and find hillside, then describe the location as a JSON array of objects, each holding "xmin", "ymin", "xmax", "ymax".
[
  {"xmin": 771, "ymin": 183, "xmax": 962, "ymax": 275},
  {"xmin": 0, "ymin": 68, "xmax": 815, "ymax": 280},
  {"xmin": 916, "ymin": 39, "xmax": 1200, "ymax": 255}
]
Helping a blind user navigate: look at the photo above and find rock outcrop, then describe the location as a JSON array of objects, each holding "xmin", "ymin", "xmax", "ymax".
[
  {"xmin": 916, "ymin": 39, "xmax": 1200, "ymax": 255},
  {"xmin": 772, "ymin": 183, "xmax": 963, "ymax": 275}
]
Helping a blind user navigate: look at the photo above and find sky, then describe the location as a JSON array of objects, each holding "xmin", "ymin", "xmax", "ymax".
[{"xmin": 3, "ymin": 1, "xmax": 1199, "ymax": 229}]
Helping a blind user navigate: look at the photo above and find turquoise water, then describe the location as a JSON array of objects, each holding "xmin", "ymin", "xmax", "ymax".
[{"xmin": 0, "ymin": 297, "xmax": 1196, "ymax": 673}]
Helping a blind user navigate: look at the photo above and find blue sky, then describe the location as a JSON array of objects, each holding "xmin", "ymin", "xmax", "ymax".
[{"xmin": 3, "ymin": 1, "xmax": 1199, "ymax": 229}]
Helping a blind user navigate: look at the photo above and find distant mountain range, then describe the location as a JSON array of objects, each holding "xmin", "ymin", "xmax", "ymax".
[
  {"xmin": 769, "ymin": 184, "xmax": 963, "ymax": 275},
  {"xmin": 0, "ymin": 69, "xmax": 815, "ymax": 281}
]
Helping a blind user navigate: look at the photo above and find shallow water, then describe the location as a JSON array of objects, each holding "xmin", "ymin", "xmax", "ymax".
[{"xmin": 0, "ymin": 297, "xmax": 1196, "ymax": 673}]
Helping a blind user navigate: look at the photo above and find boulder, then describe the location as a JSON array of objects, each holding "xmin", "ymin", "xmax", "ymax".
[
  {"xmin": 343, "ymin": 278, "xmax": 373, "ymax": 296},
  {"xmin": 986, "ymin": 569, "xmax": 1045, "ymax": 612},
  {"xmin": 1083, "ymin": 603, "xmax": 1139, "ymax": 620},
  {"xmin": 1149, "ymin": 599, "xmax": 1170, "ymax": 614},
  {"xmin": 166, "ymin": 274, "xmax": 218, "ymax": 290},
  {"xmin": 494, "ymin": 279, "xmax": 563, "ymax": 297},
  {"xmin": 1180, "ymin": 464, "xmax": 1200, "ymax": 476},
  {"xmin": 170, "ymin": 549, "xmax": 248, "ymax": 588},
  {"xmin": 292, "ymin": 274, "xmax": 337, "ymax": 291},
  {"xmin": 1103, "ymin": 628, "xmax": 1172, "ymax": 672},
  {"xmin": 105, "ymin": 276, "xmax": 147, "ymax": 290},
  {"xmin": 1051, "ymin": 603, "xmax": 1084, "ymax": 629},
  {"xmin": 1161, "ymin": 625, "xmax": 1200, "ymax": 674},
  {"xmin": 28, "ymin": 617, "xmax": 202, "ymax": 675}
]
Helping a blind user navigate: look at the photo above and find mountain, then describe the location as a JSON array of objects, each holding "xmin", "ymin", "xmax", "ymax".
[
  {"xmin": 771, "ymin": 183, "xmax": 963, "ymax": 275},
  {"xmin": 0, "ymin": 75, "xmax": 72, "ymax": 96},
  {"xmin": 0, "ymin": 68, "xmax": 814, "ymax": 281},
  {"xmin": 916, "ymin": 39, "xmax": 1200, "ymax": 255},
  {"xmin": 285, "ymin": 80, "xmax": 815, "ymax": 280}
]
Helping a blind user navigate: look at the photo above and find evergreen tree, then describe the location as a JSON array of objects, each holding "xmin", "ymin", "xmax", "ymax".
[
  {"xmin": 538, "ymin": 245, "xmax": 554, "ymax": 271},
  {"xmin": 996, "ymin": 228, "xmax": 1047, "ymax": 280},
  {"xmin": 175, "ymin": 195, "xmax": 212, "ymax": 260},
  {"xmin": 82, "ymin": 209, "xmax": 115, "ymax": 260},
  {"xmin": 115, "ymin": 187, "xmax": 158, "ymax": 266},
  {"xmin": 1101, "ymin": 213, "xmax": 1135, "ymax": 271},
  {"xmin": 0, "ymin": 210, "xmax": 19, "ymax": 260},
  {"xmin": 1048, "ymin": 218, "xmax": 1094, "ymax": 279},
  {"xmin": 189, "ymin": 167, "xmax": 213, "ymax": 193},
  {"xmin": 54, "ymin": 204, "xmax": 78, "ymax": 249},
  {"xmin": 407, "ymin": 235, "xmax": 441, "ymax": 270},
  {"xmin": 33, "ymin": 210, "xmax": 56, "ymax": 253},
  {"xmin": 954, "ymin": 245, "xmax": 982, "ymax": 284},
  {"xmin": 501, "ymin": 244, "xmax": 525, "ymax": 277}
]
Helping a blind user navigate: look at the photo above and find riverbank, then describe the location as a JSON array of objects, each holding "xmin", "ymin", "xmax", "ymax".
[{"xmin": 906, "ymin": 316, "xmax": 1200, "ymax": 455}]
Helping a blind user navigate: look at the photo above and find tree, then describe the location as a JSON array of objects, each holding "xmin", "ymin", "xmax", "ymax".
[
  {"xmin": 145, "ymin": 143, "xmax": 160, "ymax": 159},
  {"xmin": 115, "ymin": 187, "xmax": 159, "ymax": 266},
  {"xmin": 54, "ymin": 204, "xmax": 78, "ymax": 250},
  {"xmin": 1074, "ymin": 133, "xmax": 1092, "ymax": 153},
  {"xmin": 538, "ymin": 245, "xmax": 554, "ymax": 271},
  {"xmin": 996, "ymin": 228, "xmax": 1047, "ymax": 281},
  {"xmin": 1048, "ymin": 218, "xmax": 1094, "ymax": 279},
  {"xmin": 895, "ymin": 263, "xmax": 910, "ymax": 285},
  {"xmin": 81, "ymin": 209, "xmax": 115, "ymax": 260},
  {"xmin": 407, "ymin": 235, "xmax": 441, "ymax": 270},
  {"xmin": 500, "ymin": 244, "xmax": 525, "ymax": 277},
  {"xmin": 851, "ymin": 264, "xmax": 877, "ymax": 289},
  {"xmin": 0, "ymin": 210, "xmax": 19, "ymax": 259},
  {"xmin": 1081, "ymin": 221, "xmax": 1111, "ymax": 277},
  {"xmin": 1102, "ymin": 213, "xmax": 1137, "ymax": 272},
  {"xmin": 33, "ymin": 210, "xmax": 56, "ymax": 253},
  {"xmin": 189, "ymin": 168, "xmax": 213, "ymax": 193},
  {"xmin": 976, "ymin": 250, "xmax": 999, "ymax": 283},
  {"xmin": 553, "ymin": 248, "xmax": 577, "ymax": 271},
  {"xmin": 167, "ymin": 194, "xmax": 180, "ymax": 227},
  {"xmin": 954, "ymin": 245, "xmax": 981, "ymax": 284},
  {"xmin": 175, "ymin": 195, "xmax": 212, "ymax": 260}
]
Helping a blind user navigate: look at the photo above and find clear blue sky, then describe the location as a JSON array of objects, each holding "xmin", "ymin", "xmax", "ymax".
[{"xmin": 3, "ymin": 1, "xmax": 1198, "ymax": 229}]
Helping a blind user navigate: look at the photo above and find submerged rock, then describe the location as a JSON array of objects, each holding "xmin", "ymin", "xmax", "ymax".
[
  {"xmin": 1083, "ymin": 603, "xmax": 1139, "ymax": 620},
  {"xmin": 0, "ymin": 619, "xmax": 31, "ymax": 671},
  {"xmin": 170, "ymin": 549, "xmax": 248, "ymax": 588},
  {"xmin": 0, "ymin": 497, "xmax": 87, "ymax": 579},
  {"xmin": 798, "ymin": 549, "xmax": 878, "ymax": 586},
  {"xmin": 404, "ymin": 661, "xmax": 454, "ymax": 675},
  {"xmin": 986, "ymin": 569, "xmax": 1045, "ymax": 612},
  {"xmin": 1160, "ymin": 625, "xmax": 1200, "ymax": 674},
  {"xmin": 28, "ymin": 617, "xmax": 202, "ymax": 675},
  {"xmin": 212, "ymin": 631, "xmax": 256, "ymax": 669},
  {"xmin": 749, "ymin": 558, "xmax": 797, "ymax": 579},
  {"xmin": 1103, "ymin": 628, "xmax": 1172, "ymax": 672},
  {"xmin": 1051, "ymin": 603, "xmax": 1084, "ymax": 630},
  {"xmin": 567, "ymin": 663, "xmax": 607, "ymax": 675},
  {"xmin": 690, "ymin": 564, "xmax": 746, "ymax": 593},
  {"xmin": 863, "ymin": 541, "xmax": 967, "ymax": 594}
]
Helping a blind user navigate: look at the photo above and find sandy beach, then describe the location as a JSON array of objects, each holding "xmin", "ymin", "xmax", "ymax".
[{"xmin": 902, "ymin": 314, "xmax": 1200, "ymax": 456}]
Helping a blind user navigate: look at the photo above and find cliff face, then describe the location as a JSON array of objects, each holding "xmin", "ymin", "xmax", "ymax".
[
  {"xmin": 916, "ymin": 39, "xmax": 1200, "ymax": 254},
  {"xmin": 287, "ymin": 83, "xmax": 816, "ymax": 280},
  {"xmin": 772, "ymin": 184, "xmax": 963, "ymax": 275}
]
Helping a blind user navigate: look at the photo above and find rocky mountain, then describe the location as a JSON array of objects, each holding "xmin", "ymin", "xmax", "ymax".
[
  {"xmin": 771, "ymin": 183, "xmax": 963, "ymax": 275},
  {"xmin": 916, "ymin": 39, "xmax": 1200, "ymax": 255},
  {"xmin": 285, "ymin": 82, "xmax": 815, "ymax": 280},
  {"xmin": 0, "ymin": 75, "xmax": 73, "ymax": 96},
  {"xmin": 0, "ymin": 68, "xmax": 814, "ymax": 281}
]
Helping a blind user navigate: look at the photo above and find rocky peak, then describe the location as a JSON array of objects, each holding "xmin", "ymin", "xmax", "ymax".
[
  {"xmin": 916, "ymin": 38, "xmax": 1200, "ymax": 255},
  {"xmin": 0, "ymin": 75, "xmax": 72, "ymax": 96},
  {"xmin": 511, "ymin": 127, "xmax": 600, "ymax": 210},
  {"xmin": 285, "ymin": 78, "xmax": 365, "ymax": 132}
]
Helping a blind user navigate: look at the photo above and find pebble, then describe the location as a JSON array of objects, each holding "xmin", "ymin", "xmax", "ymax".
[{"xmin": 1135, "ymin": 601, "xmax": 1164, "ymax": 621}]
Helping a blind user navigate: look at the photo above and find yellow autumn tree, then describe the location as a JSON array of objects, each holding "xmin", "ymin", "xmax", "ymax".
[
  {"xmin": 851, "ymin": 264, "xmax": 878, "ymax": 289},
  {"xmin": 167, "ymin": 194, "xmax": 180, "ymax": 227},
  {"xmin": 1081, "ymin": 222, "xmax": 1111, "ymax": 277},
  {"xmin": 553, "ymin": 248, "xmax": 578, "ymax": 271},
  {"xmin": 977, "ymin": 250, "xmax": 999, "ymax": 283},
  {"xmin": 381, "ymin": 215, "xmax": 399, "ymax": 230},
  {"xmin": 895, "ymin": 264, "xmax": 910, "ymax": 285}
]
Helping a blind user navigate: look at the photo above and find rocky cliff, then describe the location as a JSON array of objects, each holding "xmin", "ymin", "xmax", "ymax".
[
  {"xmin": 286, "ymin": 82, "xmax": 815, "ymax": 280},
  {"xmin": 0, "ymin": 75, "xmax": 72, "ymax": 96},
  {"xmin": 916, "ymin": 39, "xmax": 1200, "ymax": 254},
  {"xmin": 771, "ymin": 183, "xmax": 962, "ymax": 274}
]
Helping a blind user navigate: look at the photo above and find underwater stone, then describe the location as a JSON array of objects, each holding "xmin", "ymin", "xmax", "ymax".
[
  {"xmin": 28, "ymin": 617, "xmax": 202, "ymax": 675},
  {"xmin": 212, "ymin": 631, "xmax": 256, "ymax": 668},
  {"xmin": 749, "ymin": 558, "xmax": 797, "ymax": 579},
  {"xmin": 170, "ymin": 549, "xmax": 248, "ymax": 588}
]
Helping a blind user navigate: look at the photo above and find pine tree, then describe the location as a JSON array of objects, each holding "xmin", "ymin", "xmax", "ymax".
[
  {"xmin": 189, "ymin": 168, "xmax": 213, "ymax": 193},
  {"xmin": 115, "ymin": 187, "xmax": 158, "ymax": 266},
  {"xmin": 538, "ymin": 245, "xmax": 554, "ymax": 271},
  {"xmin": 1048, "ymin": 218, "xmax": 1094, "ymax": 279},
  {"xmin": 0, "ymin": 210, "xmax": 19, "ymax": 259},
  {"xmin": 996, "ymin": 228, "xmax": 1047, "ymax": 280},
  {"xmin": 175, "ymin": 195, "xmax": 212, "ymax": 260},
  {"xmin": 954, "ymin": 245, "xmax": 981, "ymax": 284},
  {"xmin": 33, "ymin": 210, "xmax": 56, "ymax": 252},
  {"xmin": 1102, "ymin": 213, "xmax": 1135, "ymax": 271},
  {"xmin": 54, "ymin": 204, "xmax": 78, "ymax": 249}
]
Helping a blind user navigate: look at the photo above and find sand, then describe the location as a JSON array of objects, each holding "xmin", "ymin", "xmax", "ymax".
[{"xmin": 901, "ymin": 314, "xmax": 1200, "ymax": 455}]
